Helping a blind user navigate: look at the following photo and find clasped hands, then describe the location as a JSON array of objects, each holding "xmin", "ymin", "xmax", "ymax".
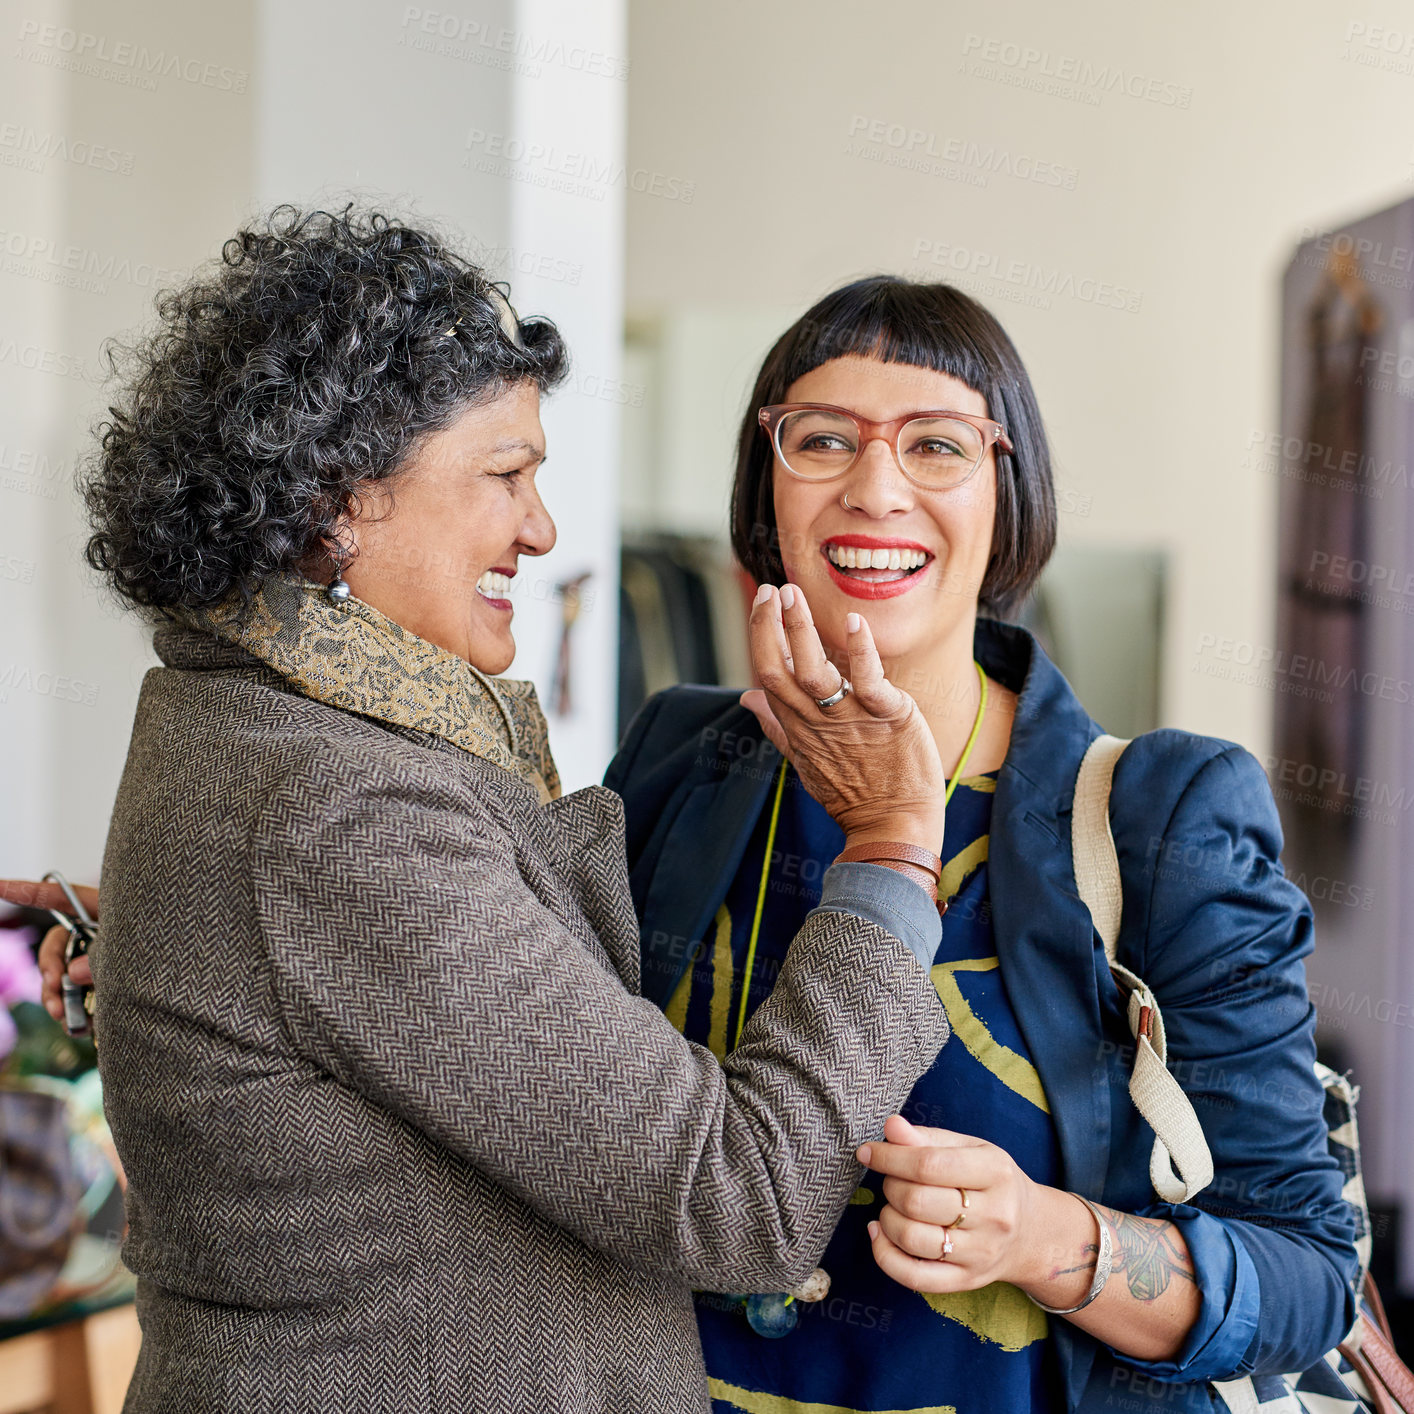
[{"xmin": 857, "ymin": 1114, "xmax": 1092, "ymax": 1309}]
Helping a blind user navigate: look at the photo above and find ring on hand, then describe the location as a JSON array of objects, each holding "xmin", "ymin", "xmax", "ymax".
[
  {"xmin": 939, "ymin": 1186, "xmax": 968, "ymax": 1259},
  {"xmin": 815, "ymin": 678, "xmax": 852, "ymax": 709},
  {"xmin": 945, "ymin": 1187, "xmax": 969, "ymax": 1229}
]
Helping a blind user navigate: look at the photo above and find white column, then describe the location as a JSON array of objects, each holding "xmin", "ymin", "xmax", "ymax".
[
  {"xmin": 504, "ymin": 0, "xmax": 626, "ymax": 785},
  {"xmin": 257, "ymin": 0, "xmax": 626, "ymax": 790}
]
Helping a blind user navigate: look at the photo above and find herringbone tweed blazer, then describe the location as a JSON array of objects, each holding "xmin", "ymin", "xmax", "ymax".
[{"xmin": 91, "ymin": 625, "xmax": 949, "ymax": 1414}]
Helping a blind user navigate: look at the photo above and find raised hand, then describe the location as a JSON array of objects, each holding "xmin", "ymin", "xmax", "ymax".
[{"xmin": 739, "ymin": 583, "xmax": 945, "ymax": 851}]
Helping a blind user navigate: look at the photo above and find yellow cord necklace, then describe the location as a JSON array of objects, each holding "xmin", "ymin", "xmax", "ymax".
[
  {"xmin": 734, "ymin": 660, "xmax": 989, "ymax": 1049},
  {"xmin": 724, "ymin": 660, "xmax": 990, "ymax": 1337}
]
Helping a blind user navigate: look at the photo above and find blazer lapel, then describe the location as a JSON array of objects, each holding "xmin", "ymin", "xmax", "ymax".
[
  {"xmin": 977, "ymin": 618, "xmax": 1112, "ymax": 1413},
  {"xmin": 975, "ymin": 619, "xmax": 1110, "ymax": 1197},
  {"xmin": 639, "ymin": 718, "xmax": 780, "ymax": 1010},
  {"xmin": 539, "ymin": 785, "xmax": 645, "ymax": 990},
  {"xmin": 989, "ymin": 767, "xmax": 1111, "ymax": 1202}
]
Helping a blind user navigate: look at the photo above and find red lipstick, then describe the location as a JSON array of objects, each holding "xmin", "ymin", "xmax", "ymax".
[
  {"xmin": 818, "ymin": 536, "xmax": 933, "ymax": 600},
  {"xmin": 823, "ymin": 534, "xmax": 930, "ymax": 552}
]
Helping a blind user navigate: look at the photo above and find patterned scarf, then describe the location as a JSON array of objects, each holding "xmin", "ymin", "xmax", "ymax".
[{"xmin": 174, "ymin": 575, "xmax": 560, "ymax": 804}]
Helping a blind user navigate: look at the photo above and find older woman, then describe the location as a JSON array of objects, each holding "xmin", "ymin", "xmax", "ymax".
[
  {"xmin": 606, "ymin": 278, "xmax": 1361, "ymax": 1413},
  {"xmin": 6, "ymin": 212, "xmax": 956, "ymax": 1412}
]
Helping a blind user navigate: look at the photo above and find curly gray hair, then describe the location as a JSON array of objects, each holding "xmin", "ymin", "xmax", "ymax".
[{"xmin": 82, "ymin": 204, "xmax": 569, "ymax": 611}]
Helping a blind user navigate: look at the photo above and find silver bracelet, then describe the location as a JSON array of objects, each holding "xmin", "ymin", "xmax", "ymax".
[{"xmin": 1031, "ymin": 1193, "xmax": 1113, "ymax": 1316}]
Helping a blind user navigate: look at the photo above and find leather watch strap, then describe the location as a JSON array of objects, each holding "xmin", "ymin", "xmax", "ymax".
[
  {"xmin": 834, "ymin": 841, "xmax": 948, "ymax": 917},
  {"xmin": 835, "ymin": 840, "xmax": 943, "ymax": 881}
]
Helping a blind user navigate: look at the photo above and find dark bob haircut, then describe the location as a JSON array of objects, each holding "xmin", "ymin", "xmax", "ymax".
[
  {"xmin": 730, "ymin": 276, "xmax": 1056, "ymax": 618},
  {"xmin": 82, "ymin": 204, "xmax": 568, "ymax": 612}
]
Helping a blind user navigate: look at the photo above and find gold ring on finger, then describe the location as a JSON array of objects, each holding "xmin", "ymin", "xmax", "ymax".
[{"xmin": 944, "ymin": 1186, "xmax": 969, "ymax": 1229}]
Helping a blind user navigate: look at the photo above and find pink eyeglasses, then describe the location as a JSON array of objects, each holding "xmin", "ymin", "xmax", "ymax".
[{"xmin": 759, "ymin": 402, "xmax": 1012, "ymax": 490}]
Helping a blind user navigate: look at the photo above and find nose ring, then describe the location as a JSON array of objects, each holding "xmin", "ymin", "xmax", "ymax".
[{"xmin": 842, "ymin": 491, "xmax": 853, "ymax": 510}]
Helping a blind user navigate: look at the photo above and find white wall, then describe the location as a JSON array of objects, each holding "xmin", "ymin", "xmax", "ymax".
[
  {"xmin": 1, "ymin": 0, "xmax": 257, "ymax": 881},
  {"xmin": 256, "ymin": 0, "xmax": 625, "ymax": 791},
  {"xmin": 0, "ymin": 0, "xmax": 626, "ymax": 883},
  {"xmin": 625, "ymin": 0, "xmax": 1414, "ymax": 755},
  {"xmin": 0, "ymin": 18, "xmax": 65, "ymax": 888}
]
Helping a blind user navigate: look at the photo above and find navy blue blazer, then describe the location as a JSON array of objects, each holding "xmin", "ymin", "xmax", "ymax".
[{"xmin": 605, "ymin": 616, "xmax": 1359, "ymax": 1414}]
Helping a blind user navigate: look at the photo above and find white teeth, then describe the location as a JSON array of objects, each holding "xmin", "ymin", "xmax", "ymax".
[
  {"xmin": 824, "ymin": 544, "xmax": 928, "ymax": 572},
  {"xmin": 476, "ymin": 570, "xmax": 513, "ymax": 597},
  {"xmin": 825, "ymin": 542, "xmax": 933, "ymax": 571}
]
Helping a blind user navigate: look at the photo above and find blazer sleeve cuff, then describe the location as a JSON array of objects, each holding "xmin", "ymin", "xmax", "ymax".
[
  {"xmin": 808, "ymin": 861, "xmax": 941, "ymax": 972},
  {"xmin": 1105, "ymin": 1204, "xmax": 1261, "ymax": 1383}
]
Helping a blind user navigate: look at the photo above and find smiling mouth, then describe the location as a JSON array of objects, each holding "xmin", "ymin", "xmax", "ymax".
[
  {"xmin": 821, "ymin": 541, "xmax": 932, "ymax": 583},
  {"xmin": 475, "ymin": 569, "xmax": 514, "ymax": 609},
  {"xmin": 817, "ymin": 539, "xmax": 934, "ymax": 602}
]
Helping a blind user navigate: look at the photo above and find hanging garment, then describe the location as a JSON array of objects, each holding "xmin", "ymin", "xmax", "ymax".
[{"xmin": 1275, "ymin": 263, "xmax": 1381, "ymax": 868}]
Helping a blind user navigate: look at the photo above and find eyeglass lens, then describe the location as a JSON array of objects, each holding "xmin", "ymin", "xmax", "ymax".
[{"xmin": 774, "ymin": 409, "xmax": 985, "ymax": 487}]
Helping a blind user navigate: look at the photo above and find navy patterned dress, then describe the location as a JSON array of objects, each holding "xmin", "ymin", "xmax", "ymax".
[{"xmin": 663, "ymin": 763, "xmax": 1066, "ymax": 1414}]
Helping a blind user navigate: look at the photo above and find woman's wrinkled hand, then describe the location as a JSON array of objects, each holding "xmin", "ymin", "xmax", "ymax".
[
  {"xmin": 0, "ymin": 879, "xmax": 97, "ymax": 1023},
  {"xmin": 738, "ymin": 584, "xmax": 945, "ymax": 845},
  {"xmin": 858, "ymin": 1114, "xmax": 1044, "ymax": 1293}
]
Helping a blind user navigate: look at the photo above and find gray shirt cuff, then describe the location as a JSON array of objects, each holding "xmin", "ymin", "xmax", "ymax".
[{"xmin": 807, "ymin": 861, "xmax": 942, "ymax": 972}]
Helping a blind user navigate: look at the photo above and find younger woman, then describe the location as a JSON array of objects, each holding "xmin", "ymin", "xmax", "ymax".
[{"xmin": 607, "ymin": 277, "xmax": 1357, "ymax": 1414}]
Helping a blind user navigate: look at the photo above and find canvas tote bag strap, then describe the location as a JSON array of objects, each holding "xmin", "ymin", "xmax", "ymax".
[{"xmin": 1073, "ymin": 734, "xmax": 1215, "ymax": 1204}]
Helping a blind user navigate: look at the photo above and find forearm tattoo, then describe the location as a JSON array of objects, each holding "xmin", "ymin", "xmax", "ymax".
[
  {"xmin": 1051, "ymin": 1243, "xmax": 1098, "ymax": 1284},
  {"xmin": 1097, "ymin": 1206, "xmax": 1196, "ymax": 1302}
]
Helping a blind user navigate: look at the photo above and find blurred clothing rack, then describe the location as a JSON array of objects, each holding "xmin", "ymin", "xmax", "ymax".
[{"xmin": 618, "ymin": 534, "xmax": 751, "ymax": 739}]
